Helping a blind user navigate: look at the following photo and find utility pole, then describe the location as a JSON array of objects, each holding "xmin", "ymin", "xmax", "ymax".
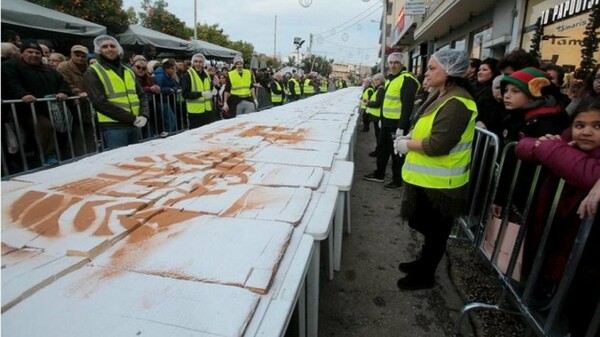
[
  {"xmin": 380, "ymin": 0, "xmax": 387, "ymax": 75},
  {"xmin": 308, "ymin": 33, "xmax": 313, "ymax": 56},
  {"xmin": 193, "ymin": 0, "xmax": 197, "ymax": 40},
  {"xmin": 274, "ymin": 15, "xmax": 277, "ymax": 60}
]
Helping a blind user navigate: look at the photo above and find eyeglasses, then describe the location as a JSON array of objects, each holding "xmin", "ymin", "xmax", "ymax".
[
  {"xmin": 49, "ymin": 59, "xmax": 62, "ymax": 63},
  {"xmin": 134, "ymin": 65, "xmax": 146, "ymax": 71}
]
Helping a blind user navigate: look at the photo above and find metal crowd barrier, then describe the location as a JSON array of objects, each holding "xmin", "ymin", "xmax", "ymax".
[
  {"xmin": 256, "ymin": 86, "xmax": 273, "ymax": 111},
  {"xmin": 454, "ymin": 140, "xmax": 600, "ymax": 337},
  {"xmin": 452, "ymin": 127, "xmax": 501, "ymax": 242},
  {"xmin": 1, "ymin": 92, "xmax": 189, "ymax": 179}
]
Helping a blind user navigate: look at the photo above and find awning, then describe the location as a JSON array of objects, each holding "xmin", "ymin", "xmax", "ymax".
[
  {"xmin": 117, "ymin": 25, "xmax": 195, "ymax": 52},
  {"xmin": 190, "ymin": 39, "xmax": 242, "ymax": 59},
  {"xmin": 1, "ymin": 0, "xmax": 106, "ymax": 37}
]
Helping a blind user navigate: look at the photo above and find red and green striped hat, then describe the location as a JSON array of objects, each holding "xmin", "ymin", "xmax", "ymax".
[{"xmin": 501, "ymin": 67, "xmax": 551, "ymax": 98}]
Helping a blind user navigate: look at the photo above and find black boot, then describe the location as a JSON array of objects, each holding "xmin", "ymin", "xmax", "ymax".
[
  {"xmin": 396, "ymin": 273, "xmax": 434, "ymax": 291},
  {"xmin": 398, "ymin": 259, "xmax": 423, "ymax": 273}
]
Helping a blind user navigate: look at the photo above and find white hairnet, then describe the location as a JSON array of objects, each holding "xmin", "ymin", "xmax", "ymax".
[
  {"xmin": 373, "ymin": 73, "xmax": 385, "ymax": 82},
  {"xmin": 233, "ymin": 55, "xmax": 244, "ymax": 64},
  {"xmin": 191, "ymin": 53, "xmax": 206, "ymax": 63},
  {"xmin": 93, "ymin": 35, "xmax": 123, "ymax": 56},
  {"xmin": 431, "ymin": 49, "xmax": 469, "ymax": 78},
  {"xmin": 387, "ymin": 52, "xmax": 403, "ymax": 64}
]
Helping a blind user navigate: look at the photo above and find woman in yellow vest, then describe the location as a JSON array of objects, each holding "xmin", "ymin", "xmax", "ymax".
[
  {"xmin": 393, "ymin": 49, "xmax": 477, "ymax": 290},
  {"xmin": 359, "ymin": 77, "xmax": 374, "ymax": 132},
  {"xmin": 363, "ymin": 73, "xmax": 386, "ymax": 157}
]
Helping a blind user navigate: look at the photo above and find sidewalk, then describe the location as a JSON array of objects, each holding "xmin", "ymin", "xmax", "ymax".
[{"xmin": 315, "ymin": 123, "xmax": 528, "ymax": 336}]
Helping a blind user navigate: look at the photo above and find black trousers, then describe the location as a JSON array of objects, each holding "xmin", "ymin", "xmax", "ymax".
[
  {"xmin": 375, "ymin": 126, "xmax": 404, "ymax": 184},
  {"xmin": 188, "ymin": 112, "xmax": 215, "ymax": 129},
  {"xmin": 408, "ymin": 187, "xmax": 455, "ymax": 276},
  {"xmin": 370, "ymin": 116, "xmax": 380, "ymax": 150}
]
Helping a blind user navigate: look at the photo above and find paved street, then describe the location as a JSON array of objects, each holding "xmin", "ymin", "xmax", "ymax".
[{"xmin": 315, "ymin": 124, "xmax": 477, "ymax": 337}]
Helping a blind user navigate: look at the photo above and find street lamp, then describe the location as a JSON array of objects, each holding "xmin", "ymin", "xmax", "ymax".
[{"xmin": 293, "ymin": 37, "xmax": 305, "ymax": 68}]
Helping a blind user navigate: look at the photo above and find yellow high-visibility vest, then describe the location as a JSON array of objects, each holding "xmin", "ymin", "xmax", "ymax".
[
  {"xmin": 271, "ymin": 81, "xmax": 283, "ymax": 103},
  {"xmin": 382, "ymin": 71, "xmax": 420, "ymax": 120},
  {"xmin": 288, "ymin": 78, "xmax": 300, "ymax": 96},
  {"xmin": 186, "ymin": 68, "xmax": 212, "ymax": 114},
  {"xmin": 402, "ymin": 96, "xmax": 477, "ymax": 189},
  {"xmin": 90, "ymin": 63, "xmax": 140, "ymax": 123},
  {"xmin": 303, "ymin": 79, "xmax": 315, "ymax": 95},
  {"xmin": 360, "ymin": 86, "xmax": 374, "ymax": 110},
  {"xmin": 367, "ymin": 87, "xmax": 381, "ymax": 117},
  {"xmin": 320, "ymin": 81, "xmax": 328, "ymax": 93},
  {"xmin": 228, "ymin": 69, "xmax": 252, "ymax": 98}
]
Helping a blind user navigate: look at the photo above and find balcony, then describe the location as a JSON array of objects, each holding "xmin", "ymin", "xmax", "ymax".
[{"xmin": 414, "ymin": 0, "xmax": 497, "ymax": 41}]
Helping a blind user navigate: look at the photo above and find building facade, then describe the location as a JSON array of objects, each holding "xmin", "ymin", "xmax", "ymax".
[{"xmin": 379, "ymin": 0, "xmax": 599, "ymax": 76}]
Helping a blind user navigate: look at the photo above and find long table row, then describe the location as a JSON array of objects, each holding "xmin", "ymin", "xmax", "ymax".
[{"xmin": 1, "ymin": 87, "xmax": 361, "ymax": 337}]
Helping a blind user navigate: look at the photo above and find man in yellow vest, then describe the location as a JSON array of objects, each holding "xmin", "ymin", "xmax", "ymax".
[
  {"xmin": 224, "ymin": 55, "xmax": 258, "ymax": 117},
  {"xmin": 364, "ymin": 52, "xmax": 419, "ymax": 190},
  {"xmin": 182, "ymin": 53, "xmax": 215, "ymax": 128},
  {"xmin": 83, "ymin": 35, "xmax": 149, "ymax": 150},
  {"xmin": 287, "ymin": 73, "xmax": 301, "ymax": 101},
  {"xmin": 270, "ymin": 72, "xmax": 285, "ymax": 106},
  {"xmin": 303, "ymin": 72, "xmax": 317, "ymax": 98}
]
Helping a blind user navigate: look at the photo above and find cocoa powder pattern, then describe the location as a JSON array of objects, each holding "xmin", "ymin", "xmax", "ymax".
[
  {"xmin": 7, "ymin": 145, "xmax": 306, "ymax": 299},
  {"xmin": 5, "ymin": 148, "xmax": 263, "ymax": 249}
]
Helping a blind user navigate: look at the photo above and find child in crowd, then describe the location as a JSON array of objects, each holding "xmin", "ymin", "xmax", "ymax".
[
  {"xmin": 515, "ymin": 98, "xmax": 600, "ymax": 337},
  {"xmin": 492, "ymin": 67, "xmax": 569, "ymax": 219}
]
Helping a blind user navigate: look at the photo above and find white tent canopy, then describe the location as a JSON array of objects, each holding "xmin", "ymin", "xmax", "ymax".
[
  {"xmin": 190, "ymin": 39, "xmax": 242, "ymax": 60},
  {"xmin": 117, "ymin": 25, "xmax": 195, "ymax": 52},
  {"xmin": 1, "ymin": 0, "xmax": 106, "ymax": 37}
]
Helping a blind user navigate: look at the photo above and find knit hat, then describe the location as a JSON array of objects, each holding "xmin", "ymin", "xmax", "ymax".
[
  {"xmin": 233, "ymin": 55, "xmax": 244, "ymax": 64},
  {"xmin": 20, "ymin": 39, "xmax": 42, "ymax": 53},
  {"xmin": 501, "ymin": 67, "xmax": 551, "ymax": 98}
]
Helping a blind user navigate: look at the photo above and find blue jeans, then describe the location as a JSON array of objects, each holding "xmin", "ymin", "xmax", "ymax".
[
  {"xmin": 102, "ymin": 127, "xmax": 141, "ymax": 150},
  {"xmin": 161, "ymin": 103, "xmax": 177, "ymax": 132}
]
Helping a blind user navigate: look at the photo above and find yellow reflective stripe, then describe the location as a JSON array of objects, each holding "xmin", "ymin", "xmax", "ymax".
[
  {"xmin": 384, "ymin": 95, "xmax": 400, "ymax": 101},
  {"xmin": 449, "ymin": 141, "xmax": 472, "ymax": 154},
  {"xmin": 403, "ymin": 162, "xmax": 469, "ymax": 176},
  {"xmin": 91, "ymin": 63, "xmax": 115, "ymax": 95}
]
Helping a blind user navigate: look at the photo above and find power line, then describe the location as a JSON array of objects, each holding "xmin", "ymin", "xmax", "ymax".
[{"xmin": 315, "ymin": 2, "xmax": 382, "ymax": 36}]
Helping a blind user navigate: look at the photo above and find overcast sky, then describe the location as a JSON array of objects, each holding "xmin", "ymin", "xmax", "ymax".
[{"xmin": 122, "ymin": 0, "xmax": 383, "ymax": 65}]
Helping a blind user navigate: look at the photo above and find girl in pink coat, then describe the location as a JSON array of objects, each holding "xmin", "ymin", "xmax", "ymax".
[{"xmin": 515, "ymin": 98, "xmax": 600, "ymax": 337}]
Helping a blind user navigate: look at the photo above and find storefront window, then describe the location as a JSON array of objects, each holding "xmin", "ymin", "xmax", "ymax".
[
  {"xmin": 454, "ymin": 37, "xmax": 467, "ymax": 51},
  {"xmin": 471, "ymin": 25, "xmax": 492, "ymax": 59}
]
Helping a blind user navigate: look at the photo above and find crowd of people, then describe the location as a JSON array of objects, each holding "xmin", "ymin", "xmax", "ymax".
[
  {"xmin": 2, "ymin": 26, "xmax": 599, "ymax": 335},
  {"xmin": 358, "ymin": 48, "xmax": 599, "ymax": 336},
  {"xmin": 0, "ymin": 31, "xmax": 348, "ymax": 174}
]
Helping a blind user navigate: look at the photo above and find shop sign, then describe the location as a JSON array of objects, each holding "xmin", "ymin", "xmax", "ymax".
[
  {"xmin": 405, "ymin": 0, "xmax": 427, "ymax": 15},
  {"xmin": 541, "ymin": 0, "xmax": 599, "ymax": 26}
]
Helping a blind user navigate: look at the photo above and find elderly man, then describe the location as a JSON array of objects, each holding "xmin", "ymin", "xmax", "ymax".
[
  {"xmin": 270, "ymin": 72, "xmax": 286, "ymax": 106},
  {"xmin": 181, "ymin": 53, "xmax": 215, "ymax": 128},
  {"xmin": 224, "ymin": 55, "xmax": 258, "ymax": 117},
  {"xmin": 57, "ymin": 45, "xmax": 97, "ymax": 155},
  {"xmin": 83, "ymin": 35, "xmax": 149, "ymax": 150},
  {"xmin": 1, "ymin": 39, "xmax": 72, "ymax": 165},
  {"xmin": 364, "ymin": 52, "xmax": 419, "ymax": 191}
]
